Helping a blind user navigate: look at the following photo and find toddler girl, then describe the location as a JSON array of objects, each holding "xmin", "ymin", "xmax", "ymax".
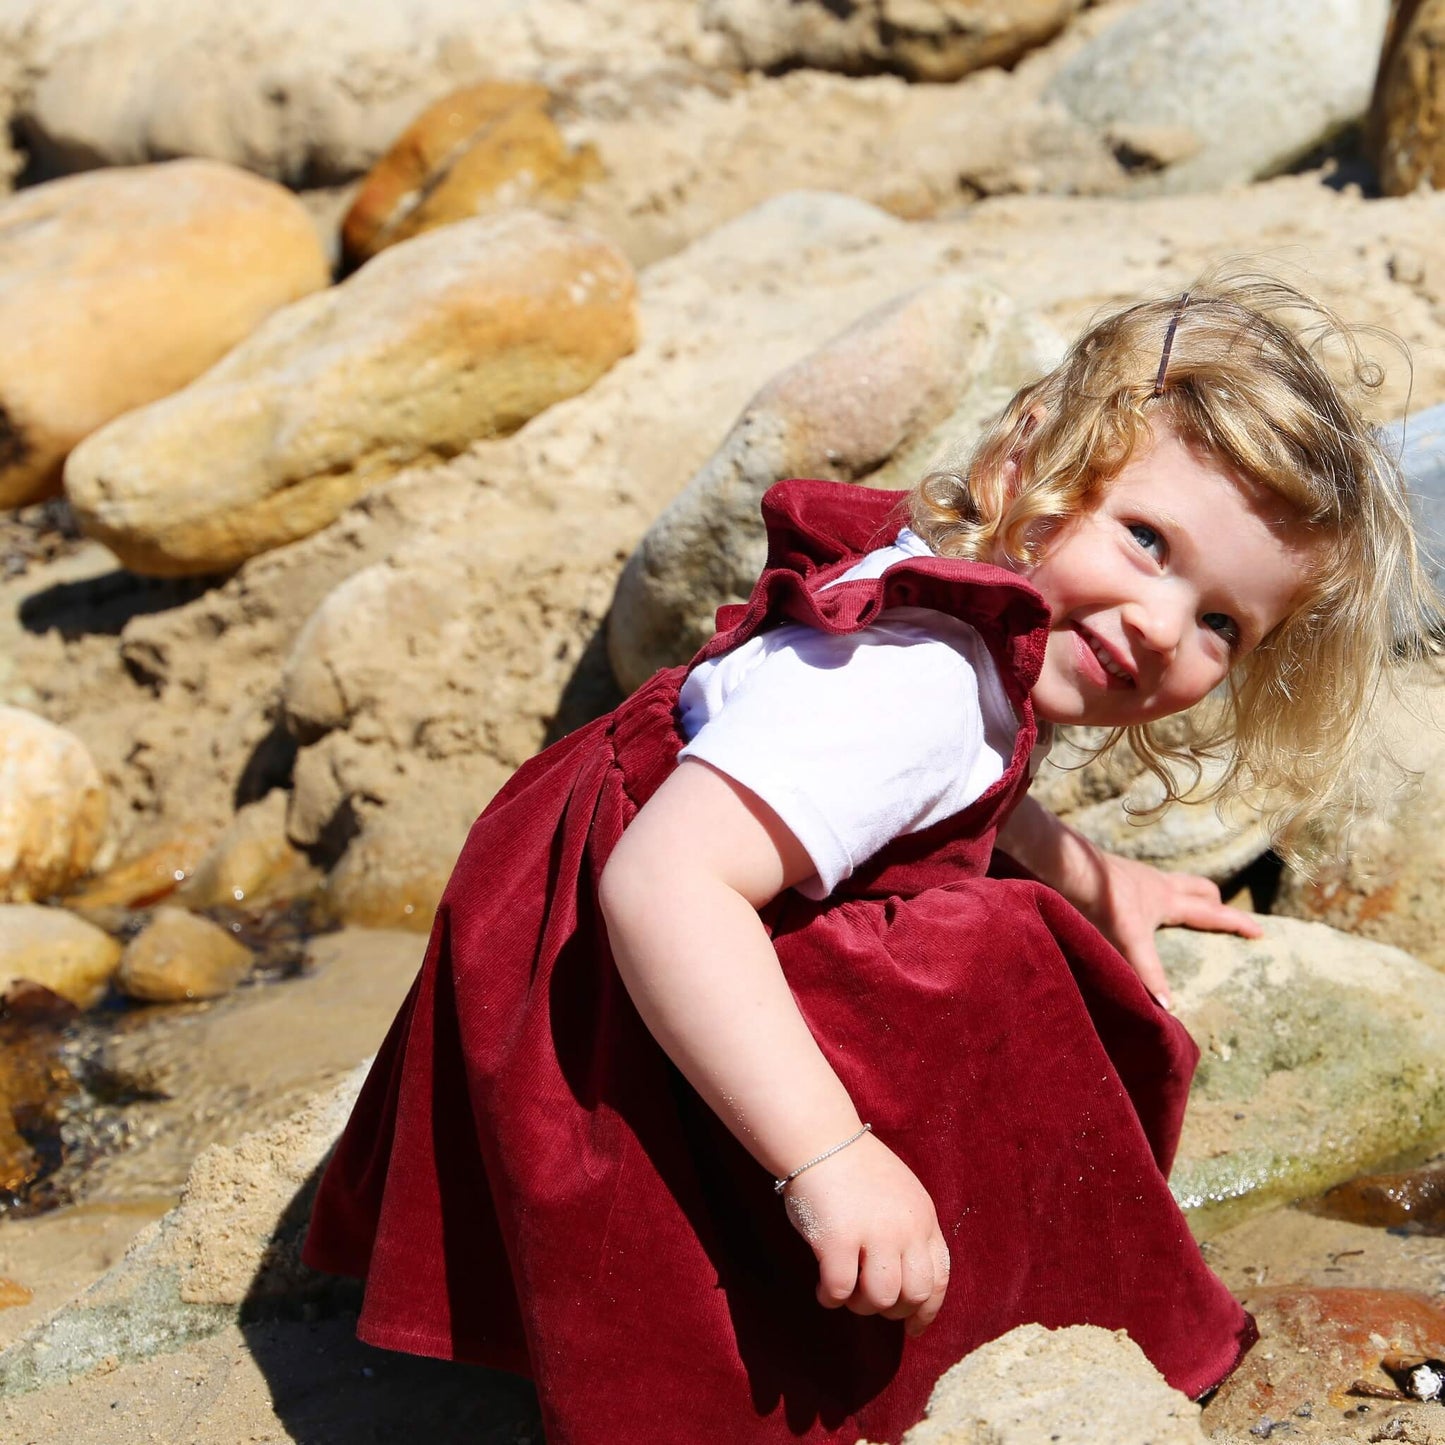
[{"xmin": 303, "ymin": 275, "xmax": 1438, "ymax": 1444}]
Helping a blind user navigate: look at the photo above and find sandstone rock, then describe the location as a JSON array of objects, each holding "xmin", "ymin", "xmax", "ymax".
[
  {"xmin": 341, "ymin": 81, "xmax": 602, "ymax": 269},
  {"xmin": 2, "ymin": 0, "xmax": 712, "ymax": 187},
  {"xmin": 0, "ymin": 1065, "xmax": 367, "ymax": 1394},
  {"xmin": 173, "ymin": 791, "xmax": 316, "ymax": 913},
  {"xmin": 607, "ymin": 274, "xmax": 1064, "ymax": 692},
  {"xmin": 1373, "ymin": 0, "xmax": 1445, "ymax": 195},
  {"xmin": 0, "ymin": 905, "xmax": 121, "ymax": 1009},
  {"xmin": 1203, "ymin": 1286, "xmax": 1445, "ymax": 1436},
  {"xmin": 281, "ymin": 563, "xmax": 468, "ymax": 744},
  {"xmin": 62, "ymin": 826, "xmax": 215, "ymax": 913},
  {"xmin": 0, "ymin": 707, "xmax": 107, "ymax": 903},
  {"xmin": 66, "ymin": 211, "xmax": 638, "ymax": 577},
  {"xmin": 1166, "ymin": 917, "xmax": 1445, "ymax": 1232},
  {"xmin": 0, "ymin": 160, "xmax": 329, "ymax": 508},
  {"xmin": 1030, "ymin": 725, "xmax": 1270, "ymax": 883},
  {"xmin": 280, "ymin": 526, "xmax": 609, "ymax": 930},
  {"xmin": 1272, "ymin": 673, "xmax": 1445, "ymax": 973},
  {"xmin": 319, "ymin": 804, "xmax": 460, "ymax": 933},
  {"xmin": 701, "ymin": 0, "xmax": 1085, "ymax": 82},
  {"xmin": 1047, "ymin": 0, "xmax": 1390, "ymax": 194},
  {"xmin": 877, "ymin": 1323, "xmax": 1202, "ymax": 1444},
  {"xmin": 115, "ymin": 908, "xmax": 254, "ymax": 1003}
]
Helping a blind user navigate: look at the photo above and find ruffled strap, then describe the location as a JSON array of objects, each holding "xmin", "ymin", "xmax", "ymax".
[{"xmin": 690, "ymin": 478, "xmax": 1052, "ymax": 753}]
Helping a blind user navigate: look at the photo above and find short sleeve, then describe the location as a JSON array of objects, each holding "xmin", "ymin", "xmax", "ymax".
[{"xmin": 677, "ymin": 611, "xmax": 1013, "ymax": 899}]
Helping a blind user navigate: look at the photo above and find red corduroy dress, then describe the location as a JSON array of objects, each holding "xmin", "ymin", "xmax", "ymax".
[{"xmin": 303, "ymin": 479, "xmax": 1255, "ymax": 1443}]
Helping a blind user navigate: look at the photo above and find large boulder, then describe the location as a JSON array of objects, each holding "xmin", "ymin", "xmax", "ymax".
[
  {"xmin": 700, "ymin": 0, "xmax": 1086, "ymax": 82},
  {"xmin": 1372, "ymin": 0, "xmax": 1445, "ymax": 195},
  {"xmin": 0, "ymin": 708, "xmax": 108, "ymax": 903},
  {"xmin": 0, "ymin": 160, "xmax": 328, "ymax": 508},
  {"xmin": 65, "ymin": 212, "xmax": 638, "ymax": 577},
  {"xmin": 1047, "ymin": 0, "xmax": 1390, "ymax": 194},
  {"xmin": 340, "ymin": 81, "xmax": 602, "ymax": 270},
  {"xmin": 1272, "ymin": 671, "xmax": 1445, "ymax": 973},
  {"xmin": 607, "ymin": 274, "xmax": 1064, "ymax": 692},
  {"xmin": 281, "ymin": 510, "xmax": 622, "ymax": 931},
  {"xmin": 1, "ymin": 0, "xmax": 711, "ymax": 187},
  {"xmin": 0, "ymin": 905, "xmax": 122, "ymax": 1009},
  {"xmin": 1167, "ymin": 916, "xmax": 1445, "ymax": 1233},
  {"xmin": 1030, "ymin": 723, "xmax": 1271, "ymax": 883}
]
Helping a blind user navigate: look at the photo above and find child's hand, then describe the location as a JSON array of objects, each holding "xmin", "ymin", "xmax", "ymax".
[
  {"xmin": 782, "ymin": 1131, "xmax": 950, "ymax": 1338},
  {"xmin": 996, "ymin": 797, "xmax": 1261, "ymax": 1009},
  {"xmin": 1080, "ymin": 850, "xmax": 1262, "ymax": 1009}
]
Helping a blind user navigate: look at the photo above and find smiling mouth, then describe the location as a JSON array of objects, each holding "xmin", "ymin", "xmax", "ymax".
[{"xmin": 1078, "ymin": 628, "xmax": 1135, "ymax": 686}]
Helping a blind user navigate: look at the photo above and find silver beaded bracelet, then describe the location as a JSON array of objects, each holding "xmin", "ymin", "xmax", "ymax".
[{"xmin": 773, "ymin": 1123, "xmax": 873, "ymax": 1194}]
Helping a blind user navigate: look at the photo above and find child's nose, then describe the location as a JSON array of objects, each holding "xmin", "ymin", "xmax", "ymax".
[{"xmin": 1126, "ymin": 593, "xmax": 1185, "ymax": 658}]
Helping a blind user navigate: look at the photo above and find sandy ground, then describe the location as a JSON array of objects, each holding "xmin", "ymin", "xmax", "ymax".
[{"xmin": 0, "ymin": 1313, "xmax": 542, "ymax": 1445}]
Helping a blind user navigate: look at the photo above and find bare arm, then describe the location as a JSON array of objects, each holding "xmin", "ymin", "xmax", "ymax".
[
  {"xmin": 598, "ymin": 758, "xmax": 949, "ymax": 1334},
  {"xmin": 996, "ymin": 794, "xmax": 1262, "ymax": 1008}
]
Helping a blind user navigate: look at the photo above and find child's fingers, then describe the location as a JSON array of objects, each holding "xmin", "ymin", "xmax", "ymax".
[
  {"xmin": 1118, "ymin": 929, "xmax": 1172, "ymax": 1009},
  {"xmin": 1172, "ymin": 892, "xmax": 1264, "ymax": 939},
  {"xmin": 888, "ymin": 1243, "xmax": 942, "ymax": 1327},
  {"xmin": 1168, "ymin": 875, "xmax": 1264, "ymax": 938},
  {"xmin": 853, "ymin": 1248, "xmax": 904, "ymax": 1315},
  {"xmin": 904, "ymin": 1237, "xmax": 951, "ymax": 1337},
  {"xmin": 814, "ymin": 1241, "xmax": 861, "ymax": 1310}
]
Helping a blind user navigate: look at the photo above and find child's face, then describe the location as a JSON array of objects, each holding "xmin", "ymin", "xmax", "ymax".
[{"xmin": 1017, "ymin": 426, "xmax": 1313, "ymax": 729}]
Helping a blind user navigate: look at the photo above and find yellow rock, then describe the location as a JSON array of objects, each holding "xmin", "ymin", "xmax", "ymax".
[
  {"xmin": 174, "ymin": 791, "xmax": 317, "ymax": 911},
  {"xmin": 0, "ymin": 159, "xmax": 330, "ymax": 508},
  {"xmin": 0, "ymin": 708, "xmax": 107, "ymax": 903},
  {"xmin": 63, "ymin": 824, "xmax": 215, "ymax": 911},
  {"xmin": 0, "ymin": 904, "xmax": 122, "ymax": 1009},
  {"xmin": 66, "ymin": 211, "xmax": 638, "ymax": 576},
  {"xmin": 321, "ymin": 816, "xmax": 452, "ymax": 934},
  {"xmin": 342, "ymin": 82, "xmax": 602, "ymax": 268},
  {"xmin": 1372, "ymin": 0, "xmax": 1445, "ymax": 194},
  {"xmin": 115, "ymin": 907, "xmax": 254, "ymax": 1003}
]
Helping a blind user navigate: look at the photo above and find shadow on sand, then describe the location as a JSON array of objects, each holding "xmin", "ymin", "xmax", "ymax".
[{"xmin": 241, "ymin": 1157, "xmax": 543, "ymax": 1444}]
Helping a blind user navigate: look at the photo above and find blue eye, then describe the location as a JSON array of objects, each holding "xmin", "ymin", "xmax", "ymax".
[
  {"xmin": 1128, "ymin": 522, "xmax": 1164, "ymax": 560},
  {"xmin": 1203, "ymin": 612, "xmax": 1240, "ymax": 646}
]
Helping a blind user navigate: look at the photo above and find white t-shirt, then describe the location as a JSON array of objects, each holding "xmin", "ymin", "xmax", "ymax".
[{"xmin": 677, "ymin": 529, "xmax": 1021, "ymax": 899}]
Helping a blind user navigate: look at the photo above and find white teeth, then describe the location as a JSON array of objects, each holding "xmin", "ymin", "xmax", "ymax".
[{"xmin": 1088, "ymin": 636, "xmax": 1130, "ymax": 681}]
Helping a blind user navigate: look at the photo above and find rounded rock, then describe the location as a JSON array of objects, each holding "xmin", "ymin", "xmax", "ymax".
[
  {"xmin": 116, "ymin": 907, "xmax": 254, "ymax": 1003},
  {"xmin": 1047, "ymin": 0, "xmax": 1389, "ymax": 194},
  {"xmin": 702, "ymin": 0, "xmax": 1085, "ymax": 82},
  {"xmin": 66, "ymin": 212, "xmax": 638, "ymax": 576},
  {"xmin": 0, "ymin": 904, "xmax": 122, "ymax": 1009},
  {"xmin": 174, "ymin": 791, "xmax": 317, "ymax": 913},
  {"xmin": 607, "ymin": 274, "xmax": 1062, "ymax": 692},
  {"xmin": 0, "ymin": 707, "xmax": 107, "ymax": 904},
  {"xmin": 341, "ymin": 81, "xmax": 602, "ymax": 269},
  {"xmin": 0, "ymin": 159, "xmax": 329, "ymax": 508}
]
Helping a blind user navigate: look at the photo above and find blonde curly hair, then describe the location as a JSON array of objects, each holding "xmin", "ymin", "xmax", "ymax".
[{"xmin": 909, "ymin": 271, "xmax": 1442, "ymax": 863}]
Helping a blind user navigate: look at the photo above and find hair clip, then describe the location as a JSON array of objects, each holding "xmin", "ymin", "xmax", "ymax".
[{"xmin": 1152, "ymin": 291, "xmax": 1191, "ymax": 397}]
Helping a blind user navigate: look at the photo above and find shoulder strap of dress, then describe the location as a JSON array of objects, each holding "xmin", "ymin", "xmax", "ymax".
[{"xmin": 692, "ymin": 479, "xmax": 1051, "ymax": 715}]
